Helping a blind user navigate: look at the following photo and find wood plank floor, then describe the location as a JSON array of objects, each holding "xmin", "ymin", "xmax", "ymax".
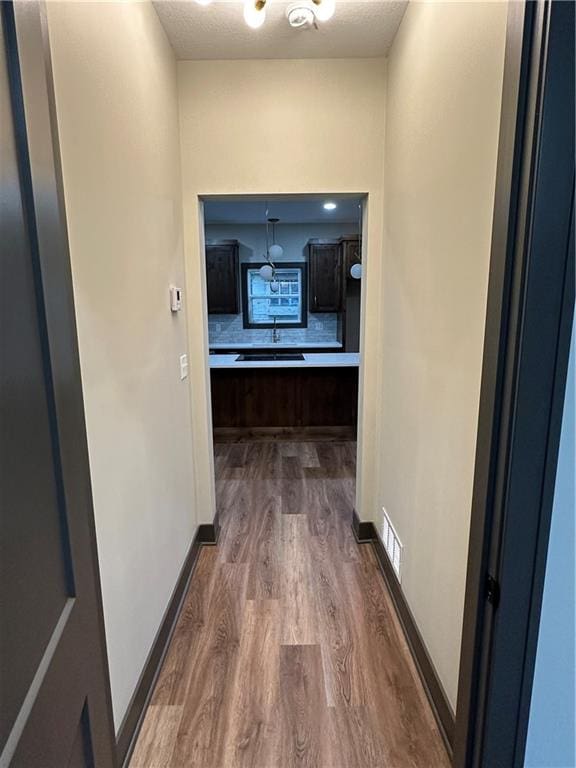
[{"xmin": 131, "ymin": 441, "xmax": 450, "ymax": 768}]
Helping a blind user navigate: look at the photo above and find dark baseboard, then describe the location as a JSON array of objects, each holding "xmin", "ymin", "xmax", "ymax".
[
  {"xmin": 197, "ymin": 510, "xmax": 220, "ymax": 544},
  {"xmin": 352, "ymin": 508, "xmax": 377, "ymax": 543},
  {"xmin": 116, "ymin": 516, "xmax": 217, "ymax": 767},
  {"xmin": 351, "ymin": 510, "xmax": 455, "ymax": 754}
]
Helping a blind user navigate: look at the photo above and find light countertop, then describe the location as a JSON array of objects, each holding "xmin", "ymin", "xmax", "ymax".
[
  {"xmin": 209, "ymin": 353, "xmax": 360, "ymax": 369},
  {"xmin": 208, "ymin": 341, "xmax": 343, "ymax": 350}
]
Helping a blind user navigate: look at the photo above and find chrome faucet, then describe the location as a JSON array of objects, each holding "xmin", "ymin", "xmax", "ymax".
[{"xmin": 272, "ymin": 317, "xmax": 280, "ymax": 344}]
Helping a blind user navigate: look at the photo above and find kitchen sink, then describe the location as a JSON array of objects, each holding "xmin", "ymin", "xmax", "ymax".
[{"xmin": 236, "ymin": 353, "xmax": 305, "ymax": 362}]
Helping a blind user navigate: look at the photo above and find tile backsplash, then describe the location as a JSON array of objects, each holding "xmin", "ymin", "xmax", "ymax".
[{"xmin": 208, "ymin": 313, "xmax": 339, "ymax": 346}]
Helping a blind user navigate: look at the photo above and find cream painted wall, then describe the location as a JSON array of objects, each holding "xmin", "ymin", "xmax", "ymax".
[
  {"xmin": 381, "ymin": 1, "xmax": 508, "ymax": 708},
  {"xmin": 178, "ymin": 59, "xmax": 387, "ymax": 525},
  {"xmin": 46, "ymin": 1, "xmax": 197, "ymax": 730}
]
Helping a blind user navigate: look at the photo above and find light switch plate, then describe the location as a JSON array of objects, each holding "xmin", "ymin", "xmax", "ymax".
[{"xmin": 179, "ymin": 354, "xmax": 188, "ymax": 380}]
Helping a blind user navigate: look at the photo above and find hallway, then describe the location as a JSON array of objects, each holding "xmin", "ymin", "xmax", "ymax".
[{"xmin": 130, "ymin": 440, "xmax": 450, "ymax": 767}]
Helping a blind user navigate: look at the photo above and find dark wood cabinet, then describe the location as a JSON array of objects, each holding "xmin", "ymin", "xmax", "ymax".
[
  {"xmin": 211, "ymin": 367, "xmax": 358, "ymax": 430},
  {"xmin": 206, "ymin": 240, "xmax": 239, "ymax": 314},
  {"xmin": 341, "ymin": 236, "xmax": 361, "ymax": 277},
  {"xmin": 308, "ymin": 239, "xmax": 343, "ymax": 313}
]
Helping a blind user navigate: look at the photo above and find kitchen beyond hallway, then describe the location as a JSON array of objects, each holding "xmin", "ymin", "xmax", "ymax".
[{"xmin": 130, "ymin": 440, "xmax": 450, "ymax": 768}]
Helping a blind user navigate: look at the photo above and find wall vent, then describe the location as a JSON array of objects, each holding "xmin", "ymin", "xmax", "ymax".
[{"xmin": 381, "ymin": 507, "xmax": 403, "ymax": 582}]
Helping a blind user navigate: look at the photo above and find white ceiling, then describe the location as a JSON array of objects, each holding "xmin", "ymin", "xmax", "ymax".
[
  {"xmin": 204, "ymin": 195, "xmax": 364, "ymax": 223},
  {"xmin": 153, "ymin": 0, "xmax": 408, "ymax": 60}
]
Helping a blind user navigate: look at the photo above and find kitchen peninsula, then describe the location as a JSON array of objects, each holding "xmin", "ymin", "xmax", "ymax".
[{"xmin": 210, "ymin": 352, "xmax": 359, "ymax": 437}]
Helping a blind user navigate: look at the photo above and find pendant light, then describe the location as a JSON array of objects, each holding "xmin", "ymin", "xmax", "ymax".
[
  {"xmin": 259, "ymin": 204, "xmax": 276, "ymax": 282},
  {"xmin": 350, "ymin": 263, "xmax": 362, "ymax": 280},
  {"xmin": 350, "ymin": 202, "xmax": 362, "ymax": 279},
  {"xmin": 268, "ymin": 217, "xmax": 284, "ymax": 260},
  {"xmin": 269, "ymin": 217, "xmax": 280, "ymax": 292},
  {"xmin": 259, "ymin": 263, "xmax": 274, "ymax": 281},
  {"xmin": 268, "ymin": 217, "xmax": 282, "ymax": 290}
]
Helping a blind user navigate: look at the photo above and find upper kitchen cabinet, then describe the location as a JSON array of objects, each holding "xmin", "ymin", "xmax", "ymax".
[
  {"xmin": 340, "ymin": 236, "xmax": 361, "ymax": 277},
  {"xmin": 308, "ymin": 239, "xmax": 343, "ymax": 313},
  {"xmin": 205, "ymin": 240, "xmax": 239, "ymax": 314}
]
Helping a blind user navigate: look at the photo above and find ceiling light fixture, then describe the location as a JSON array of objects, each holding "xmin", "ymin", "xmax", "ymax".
[
  {"xmin": 194, "ymin": 0, "xmax": 212, "ymax": 5},
  {"xmin": 244, "ymin": 0, "xmax": 266, "ymax": 29},
  {"xmin": 286, "ymin": 0, "xmax": 335, "ymax": 27},
  {"xmin": 286, "ymin": 3, "xmax": 316, "ymax": 28},
  {"xmin": 312, "ymin": 0, "xmax": 335, "ymax": 21},
  {"xmin": 323, "ymin": 201, "xmax": 337, "ymax": 211},
  {"xmin": 241, "ymin": 0, "xmax": 335, "ymax": 29}
]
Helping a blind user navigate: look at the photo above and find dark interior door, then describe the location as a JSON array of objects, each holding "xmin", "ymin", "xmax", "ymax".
[{"xmin": 0, "ymin": 4, "xmax": 116, "ymax": 767}]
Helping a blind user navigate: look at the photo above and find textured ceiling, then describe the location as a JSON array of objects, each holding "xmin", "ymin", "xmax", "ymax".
[
  {"xmin": 204, "ymin": 195, "xmax": 364, "ymax": 223},
  {"xmin": 153, "ymin": 0, "xmax": 408, "ymax": 60}
]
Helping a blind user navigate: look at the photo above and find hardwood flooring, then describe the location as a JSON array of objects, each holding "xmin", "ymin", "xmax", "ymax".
[{"xmin": 130, "ymin": 441, "xmax": 450, "ymax": 768}]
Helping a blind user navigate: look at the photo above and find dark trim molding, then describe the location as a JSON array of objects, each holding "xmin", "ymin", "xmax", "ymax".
[
  {"xmin": 351, "ymin": 508, "xmax": 377, "ymax": 543},
  {"xmin": 116, "ymin": 518, "xmax": 216, "ymax": 767},
  {"xmin": 197, "ymin": 510, "xmax": 220, "ymax": 545},
  {"xmin": 351, "ymin": 512, "xmax": 455, "ymax": 754}
]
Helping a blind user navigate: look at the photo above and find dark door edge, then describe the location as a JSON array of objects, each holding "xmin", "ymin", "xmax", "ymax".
[{"xmin": 454, "ymin": 1, "xmax": 575, "ymax": 765}]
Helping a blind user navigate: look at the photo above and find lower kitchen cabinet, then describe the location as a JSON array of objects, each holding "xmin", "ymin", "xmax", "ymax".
[{"xmin": 210, "ymin": 367, "xmax": 358, "ymax": 429}]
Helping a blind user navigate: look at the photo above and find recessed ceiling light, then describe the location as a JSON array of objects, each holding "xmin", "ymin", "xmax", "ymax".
[{"xmin": 323, "ymin": 202, "xmax": 337, "ymax": 211}]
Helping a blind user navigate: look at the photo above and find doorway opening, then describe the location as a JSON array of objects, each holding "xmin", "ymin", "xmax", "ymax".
[{"xmin": 200, "ymin": 193, "xmax": 367, "ymax": 508}]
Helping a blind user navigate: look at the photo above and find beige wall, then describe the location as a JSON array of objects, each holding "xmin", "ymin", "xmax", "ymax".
[
  {"xmin": 177, "ymin": 58, "xmax": 387, "ymax": 525},
  {"xmin": 46, "ymin": 1, "xmax": 197, "ymax": 730},
  {"xmin": 381, "ymin": 0, "xmax": 507, "ymax": 708}
]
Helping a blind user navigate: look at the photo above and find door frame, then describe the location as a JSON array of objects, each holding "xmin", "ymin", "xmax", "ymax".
[
  {"xmin": 196, "ymin": 192, "xmax": 370, "ymax": 508},
  {"xmin": 454, "ymin": 1, "xmax": 575, "ymax": 766}
]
